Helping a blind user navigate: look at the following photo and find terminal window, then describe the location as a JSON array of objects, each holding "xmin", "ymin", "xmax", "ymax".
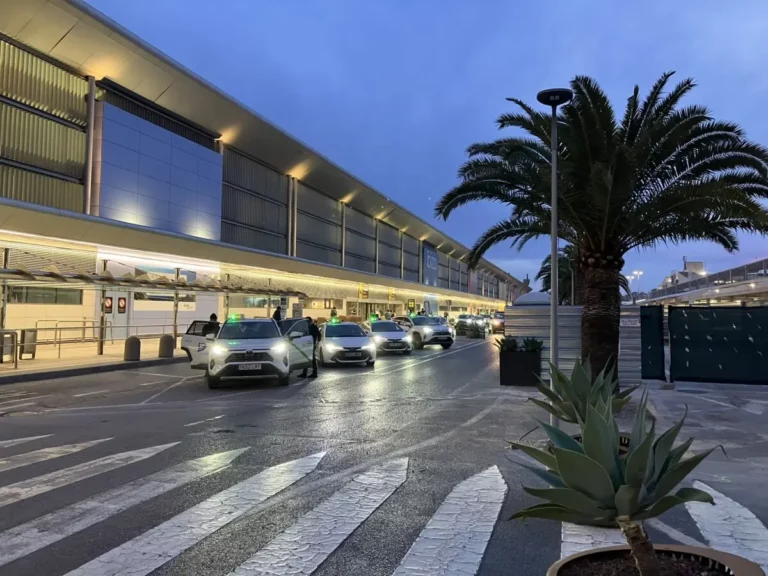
[{"xmin": 8, "ymin": 287, "xmax": 83, "ymax": 305}]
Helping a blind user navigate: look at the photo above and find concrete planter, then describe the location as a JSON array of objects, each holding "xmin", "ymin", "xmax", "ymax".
[
  {"xmin": 499, "ymin": 350, "xmax": 541, "ymax": 386},
  {"xmin": 547, "ymin": 544, "xmax": 765, "ymax": 576}
]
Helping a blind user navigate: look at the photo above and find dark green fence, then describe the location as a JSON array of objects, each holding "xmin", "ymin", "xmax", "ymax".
[
  {"xmin": 669, "ymin": 306, "xmax": 768, "ymax": 384},
  {"xmin": 640, "ymin": 306, "xmax": 666, "ymax": 381}
]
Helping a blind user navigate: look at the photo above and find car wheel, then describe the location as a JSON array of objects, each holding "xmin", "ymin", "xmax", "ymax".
[
  {"xmin": 412, "ymin": 332, "xmax": 424, "ymax": 350},
  {"xmin": 206, "ymin": 371, "xmax": 221, "ymax": 389},
  {"xmin": 441, "ymin": 343, "xmax": 453, "ymax": 349},
  {"xmin": 277, "ymin": 374, "xmax": 290, "ymax": 386},
  {"xmin": 366, "ymin": 360, "xmax": 375, "ymax": 367}
]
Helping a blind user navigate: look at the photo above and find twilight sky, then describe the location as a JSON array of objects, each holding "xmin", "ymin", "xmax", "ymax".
[{"xmin": 88, "ymin": 0, "xmax": 768, "ymax": 291}]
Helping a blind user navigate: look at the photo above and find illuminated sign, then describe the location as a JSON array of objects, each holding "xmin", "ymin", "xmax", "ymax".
[
  {"xmin": 422, "ymin": 243, "xmax": 439, "ymax": 287},
  {"xmin": 358, "ymin": 283, "xmax": 369, "ymax": 299}
]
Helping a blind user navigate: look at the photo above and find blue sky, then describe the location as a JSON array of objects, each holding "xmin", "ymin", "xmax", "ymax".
[{"xmin": 88, "ymin": 0, "xmax": 768, "ymax": 291}]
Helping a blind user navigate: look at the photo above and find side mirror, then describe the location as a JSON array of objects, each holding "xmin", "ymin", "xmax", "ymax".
[
  {"xmin": 205, "ymin": 333, "xmax": 215, "ymax": 342},
  {"xmin": 288, "ymin": 331, "xmax": 302, "ymax": 339}
]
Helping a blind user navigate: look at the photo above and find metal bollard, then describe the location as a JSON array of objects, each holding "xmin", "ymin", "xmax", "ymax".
[
  {"xmin": 124, "ymin": 336, "xmax": 141, "ymax": 361},
  {"xmin": 158, "ymin": 334, "xmax": 175, "ymax": 358}
]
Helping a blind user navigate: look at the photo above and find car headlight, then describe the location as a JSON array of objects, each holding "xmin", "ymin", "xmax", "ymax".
[
  {"xmin": 271, "ymin": 341, "xmax": 287, "ymax": 355},
  {"xmin": 423, "ymin": 327, "xmax": 433, "ymax": 335},
  {"xmin": 325, "ymin": 343, "xmax": 342, "ymax": 352},
  {"xmin": 373, "ymin": 335, "xmax": 387, "ymax": 343},
  {"xmin": 210, "ymin": 344, "xmax": 228, "ymax": 358},
  {"xmin": 362, "ymin": 343, "xmax": 376, "ymax": 351},
  {"xmin": 403, "ymin": 335, "xmax": 413, "ymax": 343}
]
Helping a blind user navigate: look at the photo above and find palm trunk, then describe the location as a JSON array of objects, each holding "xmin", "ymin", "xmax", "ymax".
[
  {"xmin": 617, "ymin": 517, "xmax": 660, "ymax": 576},
  {"xmin": 580, "ymin": 253, "xmax": 621, "ymax": 380}
]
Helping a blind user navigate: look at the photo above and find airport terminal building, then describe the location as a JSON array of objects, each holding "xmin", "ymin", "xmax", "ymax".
[{"xmin": 0, "ymin": 0, "xmax": 526, "ymax": 341}]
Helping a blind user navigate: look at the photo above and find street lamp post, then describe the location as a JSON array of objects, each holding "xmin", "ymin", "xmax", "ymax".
[
  {"xmin": 632, "ymin": 269, "xmax": 644, "ymax": 301},
  {"xmin": 537, "ymin": 87, "xmax": 573, "ymax": 428}
]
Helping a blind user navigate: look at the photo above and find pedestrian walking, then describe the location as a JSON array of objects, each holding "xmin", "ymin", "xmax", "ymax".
[
  {"xmin": 272, "ymin": 306, "xmax": 282, "ymax": 322},
  {"xmin": 202, "ymin": 313, "xmax": 220, "ymax": 336},
  {"xmin": 301, "ymin": 316, "xmax": 320, "ymax": 378}
]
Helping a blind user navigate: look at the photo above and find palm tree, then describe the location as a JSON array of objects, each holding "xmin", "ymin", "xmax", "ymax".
[
  {"xmin": 536, "ymin": 245, "xmax": 630, "ymax": 304},
  {"xmin": 435, "ymin": 72, "xmax": 768, "ymax": 378}
]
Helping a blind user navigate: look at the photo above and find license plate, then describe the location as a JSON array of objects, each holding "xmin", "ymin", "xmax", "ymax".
[
  {"xmin": 238, "ymin": 363, "xmax": 261, "ymax": 371},
  {"xmin": 346, "ymin": 352, "xmax": 362, "ymax": 358},
  {"xmin": 389, "ymin": 343, "xmax": 403, "ymax": 348}
]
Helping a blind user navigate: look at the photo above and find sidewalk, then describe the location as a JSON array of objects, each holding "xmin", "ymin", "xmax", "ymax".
[{"xmin": 0, "ymin": 337, "xmax": 187, "ymax": 383}]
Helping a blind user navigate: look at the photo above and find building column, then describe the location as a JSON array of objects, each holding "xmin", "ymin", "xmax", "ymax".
[
  {"xmin": 97, "ymin": 259, "xmax": 107, "ymax": 356},
  {"xmin": 400, "ymin": 232, "xmax": 404, "ymax": 279},
  {"xmin": 0, "ymin": 248, "xmax": 9, "ymax": 331},
  {"xmin": 83, "ymin": 76, "xmax": 97, "ymax": 214},
  {"xmin": 291, "ymin": 178, "xmax": 298, "ymax": 256},
  {"xmin": 418, "ymin": 240, "xmax": 423, "ymax": 284},
  {"xmin": 172, "ymin": 268, "xmax": 180, "ymax": 345},
  {"xmin": 375, "ymin": 219, "xmax": 380, "ymax": 274},
  {"xmin": 341, "ymin": 203, "xmax": 346, "ymax": 267}
]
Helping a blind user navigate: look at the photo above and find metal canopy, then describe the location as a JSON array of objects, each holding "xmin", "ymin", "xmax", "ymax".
[{"xmin": 0, "ymin": 0, "xmax": 520, "ymax": 286}]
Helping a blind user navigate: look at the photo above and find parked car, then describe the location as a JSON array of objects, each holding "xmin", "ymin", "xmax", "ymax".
[
  {"xmin": 184, "ymin": 318, "xmax": 314, "ymax": 389},
  {"xmin": 491, "ymin": 311, "xmax": 505, "ymax": 334},
  {"xmin": 367, "ymin": 320, "xmax": 412, "ymax": 354},
  {"xmin": 318, "ymin": 321, "xmax": 376, "ymax": 367},
  {"xmin": 392, "ymin": 315, "xmax": 454, "ymax": 349}
]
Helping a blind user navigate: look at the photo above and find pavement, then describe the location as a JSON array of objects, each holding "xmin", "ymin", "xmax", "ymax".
[{"xmin": 0, "ymin": 338, "xmax": 764, "ymax": 575}]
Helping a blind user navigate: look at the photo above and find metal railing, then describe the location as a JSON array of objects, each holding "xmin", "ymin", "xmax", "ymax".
[{"xmin": 0, "ymin": 323, "xmax": 182, "ymax": 369}]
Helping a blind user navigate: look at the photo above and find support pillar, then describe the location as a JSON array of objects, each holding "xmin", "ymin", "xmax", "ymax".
[
  {"xmin": 341, "ymin": 203, "xmax": 346, "ymax": 267},
  {"xmin": 97, "ymin": 259, "xmax": 107, "ymax": 356},
  {"xmin": 374, "ymin": 219, "xmax": 379, "ymax": 275},
  {"xmin": 83, "ymin": 76, "xmax": 96, "ymax": 214},
  {"xmin": 0, "ymin": 248, "xmax": 9, "ymax": 330},
  {"xmin": 172, "ymin": 268, "xmax": 180, "ymax": 345}
]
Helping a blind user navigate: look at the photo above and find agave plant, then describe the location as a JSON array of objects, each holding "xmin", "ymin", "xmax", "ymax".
[
  {"xmin": 510, "ymin": 390, "xmax": 714, "ymax": 576},
  {"xmin": 494, "ymin": 335, "xmax": 518, "ymax": 352},
  {"xmin": 531, "ymin": 359, "xmax": 637, "ymax": 424},
  {"xmin": 521, "ymin": 337, "xmax": 543, "ymax": 353}
]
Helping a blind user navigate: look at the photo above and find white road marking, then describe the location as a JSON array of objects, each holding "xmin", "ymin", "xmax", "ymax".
[
  {"xmin": 0, "ymin": 402, "xmax": 34, "ymax": 410},
  {"xmin": 140, "ymin": 375, "xmax": 200, "ymax": 405},
  {"xmin": 392, "ymin": 466, "xmax": 506, "ymax": 576},
  {"xmin": 0, "ymin": 395, "xmax": 47, "ymax": 407},
  {"xmin": 229, "ymin": 458, "xmax": 409, "ymax": 576},
  {"xmin": 66, "ymin": 451, "xmax": 326, "ymax": 576},
  {"xmin": 0, "ymin": 442, "xmax": 178, "ymax": 509},
  {"xmin": 686, "ymin": 481, "xmax": 768, "ymax": 571},
  {"xmin": 561, "ymin": 523, "xmax": 626, "ymax": 558},
  {"xmin": 0, "ymin": 438, "xmax": 111, "ymax": 473},
  {"xmin": 0, "ymin": 448, "xmax": 248, "ymax": 567},
  {"xmin": 140, "ymin": 379, "xmax": 175, "ymax": 387},
  {"xmin": 184, "ymin": 414, "xmax": 225, "ymax": 427},
  {"xmin": 73, "ymin": 390, "xmax": 108, "ymax": 398},
  {"xmin": 0, "ymin": 391, "xmax": 31, "ymax": 399},
  {"xmin": 124, "ymin": 371, "xmax": 180, "ymax": 378},
  {"xmin": 0, "ymin": 435, "xmax": 52, "ymax": 448},
  {"xmin": 697, "ymin": 396, "xmax": 736, "ymax": 409}
]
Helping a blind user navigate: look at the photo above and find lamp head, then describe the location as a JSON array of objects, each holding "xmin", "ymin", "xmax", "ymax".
[{"xmin": 536, "ymin": 88, "xmax": 573, "ymax": 107}]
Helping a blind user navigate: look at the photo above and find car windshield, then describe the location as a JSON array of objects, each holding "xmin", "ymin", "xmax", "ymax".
[
  {"xmin": 494, "ymin": 312, "xmax": 504, "ymax": 319},
  {"xmin": 326, "ymin": 324, "xmax": 366, "ymax": 337},
  {"xmin": 371, "ymin": 322, "xmax": 402, "ymax": 332},
  {"xmin": 218, "ymin": 321, "xmax": 279, "ymax": 340},
  {"xmin": 458, "ymin": 314, "xmax": 471, "ymax": 320},
  {"xmin": 412, "ymin": 317, "xmax": 441, "ymax": 326}
]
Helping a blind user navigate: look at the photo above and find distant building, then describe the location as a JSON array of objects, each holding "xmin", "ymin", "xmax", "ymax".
[{"xmin": 657, "ymin": 257, "xmax": 706, "ymax": 290}]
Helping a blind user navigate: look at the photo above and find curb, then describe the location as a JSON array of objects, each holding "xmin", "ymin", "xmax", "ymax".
[{"xmin": 0, "ymin": 356, "xmax": 188, "ymax": 385}]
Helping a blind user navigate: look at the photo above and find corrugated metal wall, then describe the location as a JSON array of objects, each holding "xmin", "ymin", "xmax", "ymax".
[
  {"xmin": 221, "ymin": 148, "xmax": 288, "ymax": 254},
  {"xmin": 296, "ymin": 182, "xmax": 341, "ymax": 266},
  {"xmin": 0, "ymin": 39, "xmax": 88, "ymax": 126},
  {"xmin": 377, "ymin": 221, "xmax": 401, "ymax": 279},
  {"xmin": 2, "ymin": 240, "xmax": 96, "ymax": 274},
  {"xmin": 450, "ymin": 257, "xmax": 460, "ymax": 291},
  {"xmin": 438, "ymin": 251, "xmax": 449, "ymax": 289},
  {"xmin": 0, "ymin": 164, "xmax": 83, "ymax": 212},
  {"xmin": 99, "ymin": 87, "xmax": 216, "ymax": 150},
  {"xmin": 402, "ymin": 233, "xmax": 419, "ymax": 283},
  {"xmin": 504, "ymin": 305, "xmax": 641, "ymax": 387},
  {"xmin": 344, "ymin": 206, "xmax": 376, "ymax": 272},
  {"xmin": 0, "ymin": 101, "xmax": 85, "ymax": 179}
]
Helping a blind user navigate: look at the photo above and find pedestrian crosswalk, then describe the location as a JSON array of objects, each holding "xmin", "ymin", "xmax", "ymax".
[{"xmin": 0, "ymin": 433, "xmax": 765, "ymax": 575}]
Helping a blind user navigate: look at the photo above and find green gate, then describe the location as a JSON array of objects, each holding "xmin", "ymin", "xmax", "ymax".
[
  {"xmin": 640, "ymin": 306, "xmax": 666, "ymax": 381},
  {"xmin": 668, "ymin": 306, "xmax": 768, "ymax": 384}
]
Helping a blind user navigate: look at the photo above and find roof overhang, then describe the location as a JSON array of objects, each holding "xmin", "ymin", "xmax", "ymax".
[
  {"xmin": 0, "ymin": 0, "xmax": 521, "ymax": 286},
  {"xmin": 0, "ymin": 198, "xmax": 505, "ymax": 305}
]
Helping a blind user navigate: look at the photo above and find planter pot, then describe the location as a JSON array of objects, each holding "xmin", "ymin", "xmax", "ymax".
[
  {"xmin": 500, "ymin": 350, "xmax": 541, "ymax": 386},
  {"xmin": 548, "ymin": 544, "xmax": 765, "ymax": 576}
]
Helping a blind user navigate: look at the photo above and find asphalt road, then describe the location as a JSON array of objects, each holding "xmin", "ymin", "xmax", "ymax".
[{"xmin": 0, "ymin": 337, "xmax": 765, "ymax": 575}]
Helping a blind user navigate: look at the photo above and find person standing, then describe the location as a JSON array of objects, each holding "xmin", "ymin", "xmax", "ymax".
[
  {"xmin": 301, "ymin": 316, "xmax": 320, "ymax": 378},
  {"xmin": 330, "ymin": 306, "xmax": 338, "ymax": 319},
  {"xmin": 202, "ymin": 313, "xmax": 220, "ymax": 337},
  {"xmin": 272, "ymin": 306, "xmax": 282, "ymax": 322}
]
